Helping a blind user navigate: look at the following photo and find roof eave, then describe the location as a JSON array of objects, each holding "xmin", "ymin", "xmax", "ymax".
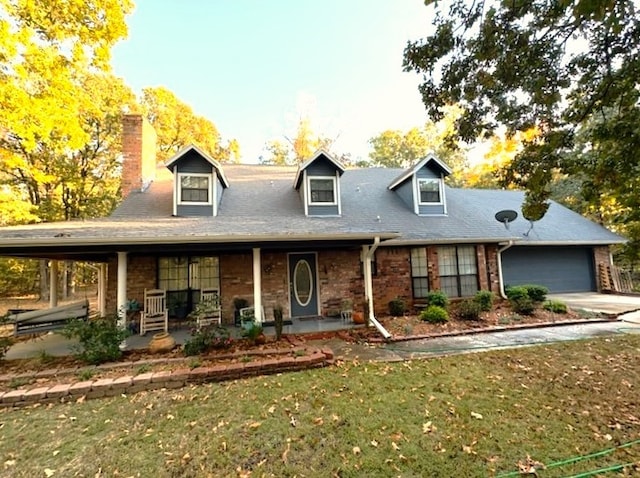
[{"xmin": 165, "ymin": 144, "xmax": 230, "ymax": 188}]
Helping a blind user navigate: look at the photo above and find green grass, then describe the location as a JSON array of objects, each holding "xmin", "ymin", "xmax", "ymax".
[{"xmin": 1, "ymin": 335, "xmax": 640, "ymax": 477}]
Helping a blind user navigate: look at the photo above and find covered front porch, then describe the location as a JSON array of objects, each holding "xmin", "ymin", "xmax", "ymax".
[{"xmin": 5, "ymin": 315, "xmax": 362, "ymax": 360}]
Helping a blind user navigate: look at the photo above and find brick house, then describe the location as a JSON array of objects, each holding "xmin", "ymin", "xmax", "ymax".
[{"xmin": 0, "ymin": 115, "xmax": 624, "ymax": 330}]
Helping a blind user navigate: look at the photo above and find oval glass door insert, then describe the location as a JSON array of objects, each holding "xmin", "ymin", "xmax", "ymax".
[{"xmin": 293, "ymin": 260, "xmax": 313, "ymax": 306}]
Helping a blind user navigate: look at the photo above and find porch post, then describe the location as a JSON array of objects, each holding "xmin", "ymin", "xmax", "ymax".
[
  {"xmin": 361, "ymin": 246, "xmax": 373, "ymax": 325},
  {"xmin": 252, "ymin": 247, "xmax": 262, "ymax": 323},
  {"xmin": 49, "ymin": 260, "xmax": 58, "ymax": 308},
  {"xmin": 98, "ymin": 263, "xmax": 107, "ymax": 317},
  {"xmin": 116, "ymin": 252, "xmax": 127, "ymax": 329}
]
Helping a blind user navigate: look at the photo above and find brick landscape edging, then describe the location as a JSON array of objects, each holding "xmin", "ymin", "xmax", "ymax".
[{"xmin": 0, "ymin": 346, "xmax": 335, "ymax": 408}]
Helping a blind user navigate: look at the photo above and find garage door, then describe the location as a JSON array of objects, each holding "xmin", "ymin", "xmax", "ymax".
[{"xmin": 502, "ymin": 246, "xmax": 596, "ymax": 293}]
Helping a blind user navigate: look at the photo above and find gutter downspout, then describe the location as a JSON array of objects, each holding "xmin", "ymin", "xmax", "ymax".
[
  {"xmin": 363, "ymin": 236, "xmax": 391, "ymax": 340},
  {"xmin": 497, "ymin": 241, "xmax": 514, "ymax": 299}
]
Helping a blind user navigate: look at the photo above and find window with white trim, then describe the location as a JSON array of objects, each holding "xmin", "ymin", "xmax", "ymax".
[
  {"xmin": 418, "ymin": 178, "xmax": 442, "ymax": 204},
  {"xmin": 308, "ymin": 177, "xmax": 336, "ymax": 204},
  {"xmin": 179, "ymin": 173, "xmax": 211, "ymax": 204},
  {"xmin": 437, "ymin": 245, "xmax": 478, "ymax": 297},
  {"xmin": 411, "ymin": 247, "xmax": 429, "ymax": 299}
]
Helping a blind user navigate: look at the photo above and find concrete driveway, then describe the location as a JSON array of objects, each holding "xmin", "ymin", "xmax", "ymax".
[{"xmin": 548, "ymin": 292, "xmax": 640, "ymax": 316}]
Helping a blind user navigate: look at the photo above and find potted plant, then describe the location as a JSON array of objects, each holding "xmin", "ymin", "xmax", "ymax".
[
  {"xmin": 273, "ymin": 305, "xmax": 284, "ymax": 341},
  {"xmin": 233, "ymin": 297, "xmax": 250, "ymax": 326}
]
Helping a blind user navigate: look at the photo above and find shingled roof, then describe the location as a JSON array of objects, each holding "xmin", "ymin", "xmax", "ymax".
[{"xmin": 0, "ymin": 164, "xmax": 624, "ymax": 252}]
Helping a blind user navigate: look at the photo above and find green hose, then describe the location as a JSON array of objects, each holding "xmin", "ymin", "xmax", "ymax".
[
  {"xmin": 561, "ymin": 461, "xmax": 636, "ymax": 478},
  {"xmin": 495, "ymin": 438, "xmax": 640, "ymax": 477}
]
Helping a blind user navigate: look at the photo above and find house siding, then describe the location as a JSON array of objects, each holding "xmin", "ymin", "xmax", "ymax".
[
  {"xmin": 305, "ymin": 158, "xmax": 340, "ymax": 216},
  {"xmin": 173, "ymin": 152, "xmax": 217, "ymax": 217},
  {"xmin": 395, "ymin": 180, "xmax": 414, "ymax": 210}
]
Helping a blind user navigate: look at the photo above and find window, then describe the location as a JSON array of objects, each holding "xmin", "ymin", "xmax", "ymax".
[
  {"xmin": 179, "ymin": 174, "xmax": 210, "ymax": 204},
  {"xmin": 308, "ymin": 177, "xmax": 336, "ymax": 204},
  {"xmin": 418, "ymin": 178, "xmax": 441, "ymax": 204},
  {"xmin": 158, "ymin": 256, "xmax": 220, "ymax": 316},
  {"xmin": 411, "ymin": 248, "xmax": 429, "ymax": 299},
  {"xmin": 437, "ymin": 245, "xmax": 478, "ymax": 297}
]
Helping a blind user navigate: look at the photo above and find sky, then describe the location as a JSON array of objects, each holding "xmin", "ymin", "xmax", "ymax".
[{"xmin": 111, "ymin": 0, "xmax": 435, "ymax": 163}]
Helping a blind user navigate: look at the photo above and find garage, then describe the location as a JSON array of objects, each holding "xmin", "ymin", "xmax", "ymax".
[{"xmin": 502, "ymin": 246, "xmax": 596, "ymax": 293}]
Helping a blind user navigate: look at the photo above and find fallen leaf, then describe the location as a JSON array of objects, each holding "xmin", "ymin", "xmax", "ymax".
[
  {"xmin": 370, "ymin": 440, "xmax": 378, "ymax": 447},
  {"xmin": 352, "ymin": 446, "xmax": 361, "ymax": 455},
  {"xmin": 248, "ymin": 421, "xmax": 261, "ymax": 429},
  {"xmin": 268, "ymin": 405, "xmax": 276, "ymax": 414},
  {"xmin": 313, "ymin": 417, "xmax": 324, "ymax": 426},
  {"xmin": 44, "ymin": 469, "xmax": 55, "ymax": 477},
  {"xmin": 471, "ymin": 412, "xmax": 483, "ymax": 420},
  {"xmin": 392, "ymin": 442, "xmax": 400, "ymax": 451}
]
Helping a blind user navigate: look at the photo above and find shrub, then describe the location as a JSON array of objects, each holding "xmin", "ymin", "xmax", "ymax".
[
  {"xmin": 543, "ymin": 300, "xmax": 568, "ymax": 314},
  {"xmin": 425, "ymin": 290, "xmax": 449, "ymax": 309},
  {"xmin": 522, "ymin": 284, "xmax": 549, "ymax": 303},
  {"xmin": 242, "ymin": 322, "xmax": 264, "ymax": 344},
  {"xmin": 474, "ymin": 290, "xmax": 494, "ymax": 311},
  {"xmin": 510, "ymin": 297, "xmax": 535, "ymax": 315},
  {"xmin": 62, "ymin": 316, "xmax": 129, "ymax": 365},
  {"xmin": 505, "ymin": 286, "xmax": 529, "ymax": 301},
  {"xmin": 388, "ymin": 298, "xmax": 406, "ymax": 316},
  {"xmin": 184, "ymin": 325, "xmax": 233, "ymax": 356},
  {"xmin": 420, "ymin": 305, "xmax": 449, "ymax": 324},
  {"xmin": 457, "ymin": 299, "xmax": 482, "ymax": 320}
]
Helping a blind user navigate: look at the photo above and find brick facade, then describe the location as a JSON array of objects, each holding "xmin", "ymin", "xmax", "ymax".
[
  {"xmin": 121, "ymin": 115, "xmax": 157, "ymax": 198},
  {"xmin": 103, "ymin": 243, "xmax": 504, "ymax": 320}
]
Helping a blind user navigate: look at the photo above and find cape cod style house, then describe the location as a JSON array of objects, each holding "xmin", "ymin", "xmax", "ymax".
[{"xmin": 0, "ymin": 115, "xmax": 625, "ymax": 332}]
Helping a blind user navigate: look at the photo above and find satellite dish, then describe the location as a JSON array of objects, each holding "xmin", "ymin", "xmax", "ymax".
[{"xmin": 494, "ymin": 209, "xmax": 518, "ymax": 230}]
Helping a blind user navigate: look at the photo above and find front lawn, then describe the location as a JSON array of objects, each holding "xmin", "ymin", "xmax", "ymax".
[{"xmin": 1, "ymin": 335, "xmax": 639, "ymax": 477}]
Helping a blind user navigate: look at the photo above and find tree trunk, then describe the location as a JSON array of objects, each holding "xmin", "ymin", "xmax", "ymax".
[{"xmin": 39, "ymin": 259, "xmax": 49, "ymax": 301}]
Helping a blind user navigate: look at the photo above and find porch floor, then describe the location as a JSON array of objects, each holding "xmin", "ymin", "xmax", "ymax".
[{"xmin": 5, "ymin": 316, "xmax": 361, "ymax": 360}]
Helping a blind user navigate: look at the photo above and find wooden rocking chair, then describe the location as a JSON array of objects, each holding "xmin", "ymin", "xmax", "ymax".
[
  {"xmin": 140, "ymin": 288, "xmax": 168, "ymax": 335},
  {"xmin": 197, "ymin": 288, "xmax": 222, "ymax": 329}
]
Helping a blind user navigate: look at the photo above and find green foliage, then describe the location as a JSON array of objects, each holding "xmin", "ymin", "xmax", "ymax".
[
  {"xmin": 457, "ymin": 299, "xmax": 482, "ymax": 321},
  {"xmin": 77, "ymin": 369, "xmax": 95, "ymax": 381},
  {"xmin": 242, "ymin": 323, "xmax": 264, "ymax": 344},
  {"xmin": 509, "ymin": 297, "xmax": 535, "ymax": 316},
  {"xmin": 62, "ymin": 316, "xmax": 129, "ymax": 365},
  {"xmin": 543, "ymin": 300, "xmax": 568, "ymax": 314},
  {"xmin": 420, "ymin": 305, "xmax": 449, "ymax": 324},
  {"xmin": 388, "ymin": 298, "xmax": 407, "ymax": 317},
  {"xmin": 504, "ymin": 286, "xmax": 529, "ymax": 302},
  {"xmin": 425, "ymin": 290, "xmax": 449, "ymax": 309},
  {"xmin": 404, "ymin": 0, "xmax": 640, "ymax": 223},
  {"xmin": 474, "ymin": 290, "xmax": 494, "ymax": 312},
  {"xmin": 521, "ymin": 284, "xmax": 549, "ymax": 303},
  {"xmin": 183, "ymin": 326, "xmax": 233, "ymax": 357}
]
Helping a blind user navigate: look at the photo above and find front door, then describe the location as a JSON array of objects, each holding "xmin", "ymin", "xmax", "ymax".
[{"xmin": 288, "ymin": 253, "xmax": 319, "ymax": 318}]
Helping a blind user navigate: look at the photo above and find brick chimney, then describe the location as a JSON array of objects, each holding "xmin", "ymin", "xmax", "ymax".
[{"xmin": 121, "ymin": 114, "xmax": 157, "ymax": 198}]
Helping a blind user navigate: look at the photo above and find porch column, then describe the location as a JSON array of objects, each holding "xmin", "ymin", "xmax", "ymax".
[
  {"xmin": 361, "ymin": 246, "xmax": 373, "ymax": 324},
  {"xmin": 98, "ymin": 263, "xmax": 107, "ymax": 317},
  {"xmin": 252, "ymin": 247, "xmax": 262, "ymax": 323},
  {"xmin": 49, "ymin": 260, "xmax": 58, "ymax": 308},
  {"xmin": 116, "ymin": 252, "xmax": 128, "ymax": 329}
]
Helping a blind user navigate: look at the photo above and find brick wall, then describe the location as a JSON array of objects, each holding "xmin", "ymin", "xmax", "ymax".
[
  {"xmin": 219, "ymin": 253, "xmax": 253, "ymax": 323},
  {"xmin": 105, "ymin": 255, "xmax": 157, "ymax": 313},
  {"xmin": 485, "ymin": 244, "xmax": 501, "ymax": 295},
  {"xmin": 372, "ymin": 247, "xmax": 411, "ymax": 316},
  {"xmin": 317, "ymin": 249, "xmax": 363, "ymax": 315},
  {"xmin": 121, "ymin": 114, "xmax": 157, "ymax": 198}
]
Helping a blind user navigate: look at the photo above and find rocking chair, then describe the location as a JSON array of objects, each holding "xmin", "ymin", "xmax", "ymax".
[{"xmin": 140, "ymin": 288, "xmax": 168, "ymax": 335}]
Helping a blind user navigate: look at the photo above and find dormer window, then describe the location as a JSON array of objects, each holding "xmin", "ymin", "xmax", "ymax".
[
  {"xmin": 178, "ymin": 173, "xmax": 211, "ymax": 205},
  {"xmin": 418, "ymin": 178, "xmax": 442, "ymax": 204},
  {"xmin": 309, "ymin": 177, "xmax": 337, "ymax": 205}
]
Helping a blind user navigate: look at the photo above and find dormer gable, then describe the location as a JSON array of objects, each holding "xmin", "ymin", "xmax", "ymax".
[
  {"xmin": 293, "ymin": 150, "xmax": 346, "ymax": 217},
  {"xmin": 387, "ymin": 154, "xmax": 451, "ymax": 216},
  {"xmin": 165, "ymin": 144, "xmax": 229, "ymax": 217}
]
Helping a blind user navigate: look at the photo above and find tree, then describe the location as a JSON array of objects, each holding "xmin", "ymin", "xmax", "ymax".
[
  {"xmin": 141, "ymin": 87, "xmax": 239, "ymax": 163},
  {"xmin": 403, "ymin": 0, "xmax": 640, "ymax": 220},
  {"xmin": 368, "ymin": 105, "xmax": 468, "ymax": 184},
  {"xmin": 261, "ymin": 117, "xmax": 336, "ymax": 165}
]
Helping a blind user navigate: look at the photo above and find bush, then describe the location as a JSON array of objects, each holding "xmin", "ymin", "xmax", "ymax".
[
  {"xmin": 388, "ymin": 298, "xmax": 406, "ymax": 316},
  {"xmin": 184, "ymin": 325, "xmax": 233, "ymax": 356},
  {"xmin": 474, "ymin": 290, "xmax": 494, "ymax": 311},
  {"xmin": 420, "ymin": 305, "xmax": 449, "ymax": 324},
  {"xmin": 543, "ymin": 300, "xmax": 568, "ymax": 314},
  {"xmin": 457, "ymin": 299, "xmax": 482, "ymax": 320},
  {"xmin": 425, "ymin": 290, "xmax": 449, "ymax": 309},
  {"xmin": 522, "ymin": 284, "xmax": 549, "ymax": 303},
  {"xmin": 505, "ymin": 286, "xmax": 529, "ymax": 301},
  {"xmin": 62, "ymin": 316, "xmax": 129, "ymax": 365},
  {"xmin": 510, "ymin": 297, "xmax": 535, "ymax": 315}
]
